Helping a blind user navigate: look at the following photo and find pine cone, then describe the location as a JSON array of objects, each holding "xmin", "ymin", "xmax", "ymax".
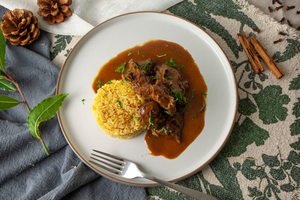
[
  {"xmin": 1, "ymin": 9, "xmax": 40, "ymax": 46},
  {"xmin": 37, "ymin": 0, "xmax": 72, "ymax": 25}
]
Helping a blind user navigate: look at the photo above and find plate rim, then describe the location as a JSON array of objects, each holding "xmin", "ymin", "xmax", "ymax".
[{"xmin": 56, "ymin": 11, "xmax": 238, "ymax": 186}]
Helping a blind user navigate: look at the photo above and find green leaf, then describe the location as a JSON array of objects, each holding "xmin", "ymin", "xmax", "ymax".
[
  {"xmin": 262, "ymin": 154, "xmax": 280, "ymax": 167},
  {"xmin": 275, "ymin": 39, "xmax": 300, "ymax": 63},
  {"xmin": 0, "ymin": 77, "xmax": 16, "ymax": 92},
  {"xmin": 291, "ymin": 166, "xmax": 300, "ymax": 184},
  {"xmin": 290, "ymin": 138, "xmax": 300, "ymax": 150},
  {"xmin": 0, "ymin": 95, "xmax": 20, "ymax": 110},
  {"xmin": 50, "ymin": 35, "xmax": 72, "ymax": 61},
  {"xmin": 241, "ymin": 159, "xmax": 267, "ymax": 180},
  {"xmin": 253, "ymin": 85, "xmax": 290, "ymax": 124},
  {"xmin": 289, "ymin": 74, "xmax": 300, "ymax": 90},
  {"xmin": 258, "ymin": 73, "xmax": 268, "ymax": 82},
  {"xmin": 290, "ymin": 119, "xmax": 300, "ymax": 136},
  {"xmin": 244, "ymin": 81, "xmax": 251, "ymax": 89},
  {"xmin": 292, "ymin": 98, "xmax": 300, "ymax": 118},
  {"xmin": 27, "ymin": 93, "xmax": 68, "ymax": 139},
  {"xmin": 222, "ymin": 118, "xmax": 269, "ymax": 157},
  {"xmin": 270, "ymin": 168, "xmax": 286, "ymax": 180},
  {"xmin": 0, "ymin": 22, "xmax": 5, "ymax": 72},
  {"xmin": 287, "ymin": 150, "xmax": 300, "ymax": 165},
  {"xmin": 248, "ymin": 186, "xmax": 262, "ymax": 197},
  {"xmin": 280, "ymin": 183, "xmax": 295, "ymax": 192},
  {"xmin": 282, "ymin": 162, "xmax": 292, "ymax": 170},
  {"xmin": 238, "ymin": 97, "xmax": 257, "ymax": 116}
]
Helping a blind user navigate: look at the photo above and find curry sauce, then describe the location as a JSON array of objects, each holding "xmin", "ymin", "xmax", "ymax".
[{"xmin": 93, "ymin": 40, "xmax": 207, "ymax": 159}]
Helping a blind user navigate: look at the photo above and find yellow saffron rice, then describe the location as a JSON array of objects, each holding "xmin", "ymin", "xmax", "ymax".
[{"xmin": 92, "ymin": 80, "xmax": 146, "ymax": 139}]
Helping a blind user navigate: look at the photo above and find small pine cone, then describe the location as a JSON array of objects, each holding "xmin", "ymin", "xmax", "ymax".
[
  {"xmin": 37, "ymin": 0, "xmax": 72, "ymax": 25},
  {"xmin": 1, "ymin": 9, "xmax": 40, "ymax": 46}
]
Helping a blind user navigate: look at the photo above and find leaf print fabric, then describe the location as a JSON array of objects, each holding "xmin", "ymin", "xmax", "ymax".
[{"xmin": 50, "ymin": 0, "xmax": 300, "ymax": 199}]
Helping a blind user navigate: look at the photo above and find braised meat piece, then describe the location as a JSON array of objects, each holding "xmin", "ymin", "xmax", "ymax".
[
  {"xmin": 151, "ymin": 81, "xmax": 176, "ymax": 115},
  {"xmin": 128, "ymin": 58, "xmax": 189, "ymax": 143},
  {"xmin": 165, "ymin": 112, "xmax": 184, "ymax": 143}
]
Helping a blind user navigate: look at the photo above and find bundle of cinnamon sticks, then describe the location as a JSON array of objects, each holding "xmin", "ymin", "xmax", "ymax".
[{"xmin": 237, "ymin": 31, "xmax": 284, "ymax": 79}]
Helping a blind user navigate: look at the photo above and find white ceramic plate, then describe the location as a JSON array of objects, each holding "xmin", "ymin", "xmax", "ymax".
[{"xmin": 56, "ymin": 12, "xmax": 238, "ymax": 186}]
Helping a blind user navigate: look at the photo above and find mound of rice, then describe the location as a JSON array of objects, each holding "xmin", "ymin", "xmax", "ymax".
[{"xmin": 92, "ymin": 79, "xmax": 146, "ymax": 139}]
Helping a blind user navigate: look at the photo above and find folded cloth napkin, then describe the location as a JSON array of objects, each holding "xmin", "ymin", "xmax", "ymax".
[
  {"xmin": 1, "ymin": 0, "xmax": 182, "ymax": 35},
  {"xmin": 0, "ymin": 6, "xmax": 147, "ymax": 200}
]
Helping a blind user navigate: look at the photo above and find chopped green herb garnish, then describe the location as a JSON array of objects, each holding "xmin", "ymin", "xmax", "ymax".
[
  {"xmin": 145, "ymin": 97, "xmax": 150, "ymax": 101},
  {"xmin": 175, "ymin": 90, "xmax": 183, "ymax": 101},
  {"xmin": 122, "ymin": 78, "xmax": 125, "ymax": 85},
  {"xmin": 192, "ymin": 114, "xmax": 198, "ymax": 120},
  {"xmin": 157, "ymin": 126, "xmax": 168, "ymax": 135},
  {"xmin": 130, "ymin": 116, "xmax": 133, "ymax": 119},
  {"xmin": 165, "ymin": 73, "xmax": 172, "ymax": 80},
  {"xmin": 191, "ymin": 89, "xmax": 195, "ymax": 98},
  {"xmin": 165, "ymin": 110, "xmax": 172, "ymax": 115},
  {"xmin": 164, "ymin": 58, "xmax": 185, "ymax": 70},
  {"xmin": 135, "ymin": 117, "xmax": 139, "ymax": 121},
  {"xmin": 115, "ymin": 63, "xmax": 126, "ymax": 73},
  {"xmin": 96, "ymin": 80, "xmax": 104, "ymax": 88},
  {"xmin": 132, "ymin": 61, "xmax": 140, "ymax": 69},
  {"xmin": 127, "ymin": 69, "xmax": 132, "ymax": 72},
  {"xmin": 186, "ymin": 108, "xmax": 190, "ymax": 113},
  {"xmin": 169, "ymin": 82, "xmax": 172, "ymax": 85},
  {"xmin": 106, "ymin": 80, "xmax": 113, "ymax": 84},
  {"xmin": 202, "ymin": 92, "xmax": 207, "ymax": 96},
  {"xmin": 157, "ymin": 54, "xmax": 167, "ymax": 58},
  {"xmin": 116, "ymin": 100, "xmax": 122, "ymax": 109},
  {"xmin": 128, "ymin": 52, "xmax": 132, "ymax": 56},
  {"xmin": 199, "ymin": 101, "xmax": 206, "ymax": 112},
  {"xmin": 153, "ymin": 76, "xmax": 159, "ymax": 80},
  {"xmin": 137, "ymin": 51, "xmax": 140, "ymax": 55},
  {"xmin": 82, "ymin": 99, "xmax": 85, "ymax": 104},
  {"xmin": 147, "ymin": 112, "xmax": 157, "ymax": 129},
  {"xmin": 142, "ymin": 61, "xmax": 151, "ymax": 72}
]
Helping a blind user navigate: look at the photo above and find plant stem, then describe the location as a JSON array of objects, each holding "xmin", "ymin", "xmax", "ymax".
[
  {"xmin": 40, "ymin": 138, "xmax": 49, "ymax": 155},
  {"xmin": 5, "ymin": 73, "xmax": 30, "ymax": 112}
]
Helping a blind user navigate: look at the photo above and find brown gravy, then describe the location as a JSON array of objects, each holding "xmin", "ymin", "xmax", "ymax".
[{"xmin": 93, "ymin": 40, "xmax": 207, "ymax": 159}]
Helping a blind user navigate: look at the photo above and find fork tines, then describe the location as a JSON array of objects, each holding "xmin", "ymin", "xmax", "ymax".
[{"xmin": 89, "ymin": 149, "xmax": 124, "ymax": 175}]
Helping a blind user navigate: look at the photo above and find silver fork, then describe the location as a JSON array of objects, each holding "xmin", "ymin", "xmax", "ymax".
[{"xmin": 89, "ymin": 149, "xmax": 221, "ymax": 200}]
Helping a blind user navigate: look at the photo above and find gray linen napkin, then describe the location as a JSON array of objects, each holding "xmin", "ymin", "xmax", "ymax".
[{"xmin": 0, "ymin": 6, "xmax": 147, "ymax": 200}]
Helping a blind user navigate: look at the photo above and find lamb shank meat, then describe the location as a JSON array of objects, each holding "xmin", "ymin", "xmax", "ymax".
[{"xmin": 125, "ymin": 58, "xmax": 189, "ymax": 143}]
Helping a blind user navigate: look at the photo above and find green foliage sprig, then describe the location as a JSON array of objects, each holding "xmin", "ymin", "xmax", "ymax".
[{"xmin": 0, "ymin": 23, "xmax": 68, "ymax": 155}]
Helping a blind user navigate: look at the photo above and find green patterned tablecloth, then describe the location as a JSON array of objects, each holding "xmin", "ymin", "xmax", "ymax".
[{"xmin": 50, "ymin": 0, "xmax": 300, "ymax": 199}]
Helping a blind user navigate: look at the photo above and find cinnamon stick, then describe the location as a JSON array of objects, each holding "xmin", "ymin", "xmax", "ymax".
[
  {"xmin": 237, "ymin": 32, "xmax": 264, "ymax": 73},
  {"xmin": 249, "ymin": 36, "xmax": 284, "ymax": 79}
]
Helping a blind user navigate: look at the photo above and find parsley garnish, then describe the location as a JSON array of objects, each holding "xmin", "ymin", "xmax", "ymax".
[
  {"xmin": 127, "ymin": 69, "xmax": 132, "ymax": 72},
  {"xmin": 165, "ymin": 110, "xmax": 172, "ymax": 115},
  {"xmin": 191, "ymin": 89, "xmax": 195, "ymax": 98},
  {"xmin": 199, "ymin": 101, "xmax": 206, "ymax": 112},
  {"xmin": 96, "ymin": 80, "xmax": 104, "ymax": 88},
  {"xmin": 132, "ymin": 61, "xmax": 140, "ymax": 69},
  {"xmin": 137, "ymin": 51, "xmax": 140, "ymax": 55},
  {"xmin": 106, "ymin": 80, "xmax": 113, "ymax": 85},
  {"xmin": 82, "ymin": 99, "xmax": 85, "ymax": 104},
  {"xmin": 175, "ymin": 90, "xmax": 183, "ymax": 101},
  {"xmin": 135, "ymin": 117, "xmax": 139, "ymax": 121},
  {"xmin": 142, "ymin": 61, "xmax": 151, "ymax": 72},
  {"xmin": 157, "ymin": 54, "xmax": 167, "ymax": 58},
  {"xmin": 202, "ymin": 92, "xmax": 207, "ymax": 96},
  {"xmin": 128, "ymin": 52, "xmax": 132, "ymax": 56},
  {"xmin": 130, "ymin": 116, "xmax": 133, "ymax": 119},
  {"xmin": 115, "ymin": 63, "xmax": 126, "ymax": 73},
  {"xmin": 116, "ymin": 100, "xmax": 122, "ymax": 109},
  {"xmin": 157, "ymin": 126, "xmax": 168, "ymax": 135},
  {"xmin": 153, "ymin": 76, "xmax": 159, "ymax": 80},
  {"xmin": 164, "ymin": 58, "xmax": 185, "ymax": 70},
  {"xmin": 192, "ymin": 114, "xmax": 198, "ymax": 120},
  {"xmin": 165, "ymin": 73, "xmax": 172, "ymax": 80},
  {"xmin": 122, "ymin": 78, "xmax": 125, "ymax": 85},
  {"xmin": 147, "ymin": 112, "xmax": 157, "ymax": 129}
]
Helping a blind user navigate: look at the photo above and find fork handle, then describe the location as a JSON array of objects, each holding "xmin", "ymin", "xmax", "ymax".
[{"xmin": 143, "ymin": 173, "xmax": 221, "ymax": 200}]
